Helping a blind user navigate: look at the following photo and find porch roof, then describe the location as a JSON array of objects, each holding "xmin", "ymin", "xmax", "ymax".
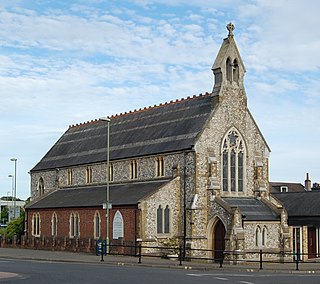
[{"xmin": 222, "ymin": 197, "xmax": 280, "ymax": 221}]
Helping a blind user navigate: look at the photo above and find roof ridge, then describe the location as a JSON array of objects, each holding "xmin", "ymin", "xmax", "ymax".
[{"xmin": 69, "ymin": 92, "xmax": 212, "ymax": 129}]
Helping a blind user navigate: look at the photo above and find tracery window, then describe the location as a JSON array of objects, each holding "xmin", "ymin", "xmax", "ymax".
[{"xmin": 222, "ymin": 129, "xmax": 245, "ymax": 193}]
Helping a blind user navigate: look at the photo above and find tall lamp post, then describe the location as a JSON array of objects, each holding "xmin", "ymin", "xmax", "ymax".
[
  {"xmin": 100, "ymin": 117, "xmax": 111, "ymax": 253},
  {"xmin": 10, "ymin": 158, "xmax": 17, "ymax": 219},
  {"xmin": 8, "ymin": 174, "xmax": 14, "ymax": 221}
]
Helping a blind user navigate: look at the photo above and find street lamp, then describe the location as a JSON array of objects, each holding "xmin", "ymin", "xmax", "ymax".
[
  {"xmin": 10, "ymin": 158, "xmax": 17, "ymax": 219},
  {"xmin": 8, "ymin": 174, "xmax": 14, "ymax": 221},
  {"xmin": 100, "ymin": 117, "xmax": 111, "ymax": 253}
]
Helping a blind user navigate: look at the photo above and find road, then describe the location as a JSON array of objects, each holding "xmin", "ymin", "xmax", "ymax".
[{"xmin": 0, "ymin": 258, "xmax": 320, "ymax": 283}]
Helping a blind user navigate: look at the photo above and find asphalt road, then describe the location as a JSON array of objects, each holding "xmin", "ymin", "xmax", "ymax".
[{"xmin": 1, "ymin": 258, "xmax": 320, "ymax": 284}]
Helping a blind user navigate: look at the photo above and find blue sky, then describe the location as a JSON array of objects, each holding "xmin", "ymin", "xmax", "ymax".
[{"xmin": 1, "ymin": 0, "xmax": 320, "ymax": 199}]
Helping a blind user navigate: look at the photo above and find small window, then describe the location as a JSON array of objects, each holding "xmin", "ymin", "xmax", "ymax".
[
  {"xmin": 280, "ymin": 186, "xmax": 288, "ymax": 193},
  {"xmin": 67, "ymin": 169, "xmax": 73, "ymax": 185},
  {"xmin": 70, "ymin": 212, "xmax": 80, "ymax": 238},
  {"xmin": 155, "ymin": 156, "xmax": 165, "ymax": 177},
  {"xmin": 94, "ymin": 211, "xmax": 100, "ymax": 239},
  {"xmin": 86, "ymin": 167, "xmax": 93, "ymax": 184},
  {"xmin": 109, "ymin": 163, "xmax": 114, "ymax": 182},
  {"xmin": 130, "ymin": 160, "xmax": 137, "ymax": 179},
  {"xmin": 52, "ymin": 212, "xmax": 57, "ymax": 237},
  {"xmin": 38, "ymin": 177, "xmax": 45, "ymax": 196},
  {"xmin": 157, "ymin": 206, "xmax": 163, "ymax": 234}
]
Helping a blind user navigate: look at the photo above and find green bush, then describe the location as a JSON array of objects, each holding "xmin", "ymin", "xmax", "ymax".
[{"xmin": 5, "ymin": 210, "xmax": 25, "ymax": 240}]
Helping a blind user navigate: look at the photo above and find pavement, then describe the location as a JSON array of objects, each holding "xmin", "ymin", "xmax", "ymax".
[{"xmin": 0, "ymin": 247, "xmax": 320, "ymax": 274}]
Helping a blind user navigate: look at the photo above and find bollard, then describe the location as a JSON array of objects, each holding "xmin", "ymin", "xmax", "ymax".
[
  {"xmin": 259, "ymin": 249, "xmax": 263, "ymax": 270},
  {"xmin": 138, "ymin": 244, "xmax": 142, "ymax": 264},
  {"xmin": 219, "ymin": 257, "xmax": 223, "ymax": 268},
  {"xmin": 296, "ymin": 251, "xmax": 299, "ymax": 271},
  {"xmin": 179, "ymin": 245, "xmax": 182, "ymax": 266}
]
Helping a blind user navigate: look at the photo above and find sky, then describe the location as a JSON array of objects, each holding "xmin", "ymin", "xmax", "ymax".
[{"xmin": 1, "ymin": 0, "xmax": 320, "ymax": 200}]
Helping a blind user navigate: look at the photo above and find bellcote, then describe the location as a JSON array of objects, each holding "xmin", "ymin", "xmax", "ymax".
[{"xmin": 212, "ymin": 23, "xmax": 246, "ymax": 94}]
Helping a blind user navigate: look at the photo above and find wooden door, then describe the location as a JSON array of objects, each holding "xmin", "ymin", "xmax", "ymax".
[
  {"xmin": 213, "ymin": 219, "xmax": 226, "ymax": 261},
  {"xmin": 308, "ymin": 227, "xmax": 316, "ymax": 259}
]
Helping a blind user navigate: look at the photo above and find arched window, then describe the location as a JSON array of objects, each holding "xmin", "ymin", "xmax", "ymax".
[
  {"xmin": 70, "ymin": 212, "xmax": 79, "ymax": 238},
  {"xmin": 86, "ymin": 167, "xmax": 93, "ymax": 184},
  {"xmin": 226, "ymin": 58, "xmax": 232, "ymax": 81},
  {"xmin": 113, "ymin": 210, "xmax": 124, "ymax": 240},
  {"xmin": 164, "ymin": 206, "xmax": 170, "ymax": 234},
  {"xmin": 262, "ymin": 226, "xmax": 267, "ymax": 246},
  {"xmin": 32, "ymin": 212, "xmax": 41, "ymax": 236},
  {"xmin": 94, "ymin": 211, "xmax": 100, "ymax": 239},
  {"xmin": 157, "ymin": 206, "xmax": 163, "ymax": 234},
  {"xmin": 51, "ymin": 212, "xmax": 57, "ymax": 237},
  {"xmin": 222, "ymin": 128, "xmax": 245, "ymax": 193},
  {"xmin": 155, "ymin": 156, "xmax": 165, "ymax": 177},
  {"xmin": 255, "ymin": 226, "xmax": 261, "ymax": 247},
  {"xmin": 38, "ymin": 177, "xmax": 44, "ymax": 196},
  {"xmin": 157, "ymin": 205, "xmax": 170, "ymax": 234},
  {"xmin": 233, "ymin": 59, "xmax": 239, "ymax": 82}
]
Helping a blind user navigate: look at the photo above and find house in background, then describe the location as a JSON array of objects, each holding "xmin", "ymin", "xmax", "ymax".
[
  {"xmin": 25, "ymin": 23, "xmax": 292, "ymax": 260},
  {"xmin": 271, "ymin": 174, "xmax": 320, "ymax": 260}
]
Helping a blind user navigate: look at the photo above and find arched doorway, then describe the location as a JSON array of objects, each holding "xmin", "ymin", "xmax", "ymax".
[{"xmin": 213, "ymin": 219, "xmax": 226, "ymax": 261}]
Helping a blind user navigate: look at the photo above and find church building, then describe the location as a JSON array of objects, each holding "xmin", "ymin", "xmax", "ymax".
[{"xmin": 25, "ymin": 23, "xmax": 292, "ymax": 260}]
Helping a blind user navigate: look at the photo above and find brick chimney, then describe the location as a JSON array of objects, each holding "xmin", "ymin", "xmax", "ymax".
[{"xmin": 305, "ymin": 173, "xmax": 311, "ymax": 191}]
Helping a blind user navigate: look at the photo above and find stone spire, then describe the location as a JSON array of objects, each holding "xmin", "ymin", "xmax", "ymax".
[{"xmin": 211, "ymin": 22, "xmax": 246, "ymax": 94}]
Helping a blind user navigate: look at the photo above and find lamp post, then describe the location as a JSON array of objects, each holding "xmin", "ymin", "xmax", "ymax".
[
  {"xmin": 10, "ymin": 158, "xmax": 17, "ymax": 219},
  {"xmin": 100, "ymin": 117, "xmax": 111, "ymax": 253},
  {"xmin": 8, "ymin": 174, "xmax": 14, "ymax": 221}
]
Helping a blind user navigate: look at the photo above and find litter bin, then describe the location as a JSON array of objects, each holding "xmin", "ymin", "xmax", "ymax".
[{"xmin": 96, "ymin": 240, "xmax": 106, "ymax": 256}]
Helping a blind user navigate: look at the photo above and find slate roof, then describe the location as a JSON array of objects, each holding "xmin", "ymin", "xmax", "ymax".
[
  {"xmin": 223, "ymin": 197, "xmax": 280, "ymax": 221},
  {"xmin": 273, "ymin": 191, "xmax": 320, "ymax": 217},
  {"xmin": 269, "ymin": 182, "xmax": 305, "ymax": 193},
  {"xmin": 31, "ymin": 93, "xmax": 214, "ymax": 172},
  {"xmin": 26, "ymin": 179, "xmax": 170, "ymax": 209},
  {"xmin": 273, "ymin": 191, "xmax": 320, "ymax": 226}
]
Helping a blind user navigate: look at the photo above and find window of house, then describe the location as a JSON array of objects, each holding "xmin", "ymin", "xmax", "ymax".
[
  {"xmin": 67, "ymin": 169, "xmax": 73, "ymax": 185},
  {"xmin": 130, "ymin": 160, "xmax": 137, "ymax": 179},
  {"xmin": 38, "ymin": 177, "xmax": 44, "ymax": 196},
  {"xmin": 157, "ymin": 205, "xmax": 170, "ymax": 234},
  {"xmin": 52, "ymin": 212, "xmax": 57, "ymax": 237},
  {"xmin": 70, "ymin": 212, "xmax": 80, "ymax": 238},
  {"xmin": 32, "ymin": 212, "xmax": 40, "ymax": 237},
  {"xmin": 280, "ymin": 186, "xmax": 288, "ymax": 193},
  {"xmin": 222, "ymin": 128, "xmax": 245, "ymax": 193},
  {"xmin": 155, "ymin": 156, "xmax": 165, "ymax": 177},
  {"xmin": 86, "ymin": 166, "xmax": 93, "ymax": 184},
  {"xmin": 94, "ymin": 211, "xmax": 100, "ymax": 239}
]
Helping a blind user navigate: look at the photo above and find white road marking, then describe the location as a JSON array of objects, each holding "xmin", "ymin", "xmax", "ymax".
[
  {"xmin": 215, "ymin": 277, "xmax": 229, "ymax": 281},
  {"xmin": 239, "ymin": 281, "xmax": 255, "ymax": 284}
]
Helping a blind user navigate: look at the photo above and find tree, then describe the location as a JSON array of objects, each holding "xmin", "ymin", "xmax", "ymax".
[
  {"xmin": 0, "ymin": 206, "xmax": 8, "ymax": 223},
  {"xmin": 5, "ymin": 209, "xmax": 25, "ymax": 240}
]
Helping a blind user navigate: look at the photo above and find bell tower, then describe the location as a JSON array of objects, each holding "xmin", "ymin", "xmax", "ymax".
[{"xmin": 212, "ymin": 23, "xmax": 246, "ymax": 95}]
